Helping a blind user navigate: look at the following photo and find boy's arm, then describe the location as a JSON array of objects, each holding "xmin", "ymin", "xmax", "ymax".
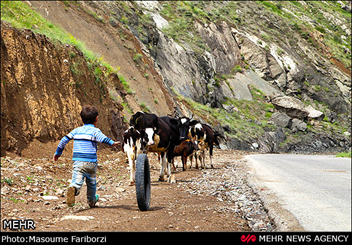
[
  {"xmin": 53, "ymin": 133, "xmax": 74, "ymax": 161},
  {"xmin": 94, "ymin": 130, "xmax": 121, "ymax": 146}
]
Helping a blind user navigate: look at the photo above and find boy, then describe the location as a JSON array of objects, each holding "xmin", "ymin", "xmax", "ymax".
[{"xmin": 53, "ymin": 105, "xmax": 120, "ymax": 208}]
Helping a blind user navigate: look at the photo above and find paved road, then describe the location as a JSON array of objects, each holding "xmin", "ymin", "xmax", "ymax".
[{"xmin": 245, "ymin": 154, "xmax": 351, "ymax": 231}]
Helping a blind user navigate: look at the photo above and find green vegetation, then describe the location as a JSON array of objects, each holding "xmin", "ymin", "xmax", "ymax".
[
  {"xmin": 156, "ymin": 1, "xmax": 351, "ymax": 70},
  {"xmin": 118, "ymin": 74, "xmax": 132, "ymax": 95},
  {"xmin": 133, "ymin": 53, "xmax": 143, "ymax": 63},
  {"xmin": 139, "ymin": 103, "xmax": 150, "ymax": 113},
  {"xmin": 256, "ymin": 1, "xmax": 351, "ymax": 70},
  {"xmin": 1, "ymin": 1, "xmax": 116, "ymax": 73},
  {"xmin": 178, "ymin": 86, "xmax": 276, "ymax": 140},
  {"xmin": 0, "ymin": 1, "xmax": 138, "ymax": 107},
  {"xmin": 1, "ymin": 178, "xmax": 14, "ymax": 186},
  {"xmin": 336, "ymin": 151, "xmax": 351, "ymax": 158}
]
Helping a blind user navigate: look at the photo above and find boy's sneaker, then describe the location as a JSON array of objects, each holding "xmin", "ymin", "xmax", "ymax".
[
  {"xmin": 66, "ymin": 187, "xmax": 76, "ymax": 207},
  {"xmin": 89, "ymin": 194, "xmax": 99, "ymax": 208}
]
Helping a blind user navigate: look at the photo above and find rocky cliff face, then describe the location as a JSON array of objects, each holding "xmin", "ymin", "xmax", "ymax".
[
  {"xmin": 1, "ymin": 1, "xmax": 351, "ymax": 155},
  {"xmin": 135, "ymin": 1, "xmax": 351, "ymax": 113}
]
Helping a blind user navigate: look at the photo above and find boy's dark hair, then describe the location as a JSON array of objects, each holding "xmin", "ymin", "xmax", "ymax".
[{"xmin": 80, "ymin": 105, "xmax": 98, "ymax": 124}]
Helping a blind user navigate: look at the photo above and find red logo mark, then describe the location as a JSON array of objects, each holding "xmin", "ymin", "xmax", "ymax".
[{"xmin": 241, "ymin": 234, "xmax": 256, "ymax": 243}]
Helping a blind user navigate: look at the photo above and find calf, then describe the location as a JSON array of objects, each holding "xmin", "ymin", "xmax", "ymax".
[
  {"xmin": 191, "ymin": 123, "xmax": 220, "ymax": 169},
  {"xmin": 122, "ymin": 126, "xmax": 141, "ymax": 185},
  {"xmin": 172, "ymin": 140, "xmax": 199, "ymax": 171},
  {"xmin": 189, "ymin": 139, "xmax": 205, "ymax": 169}
]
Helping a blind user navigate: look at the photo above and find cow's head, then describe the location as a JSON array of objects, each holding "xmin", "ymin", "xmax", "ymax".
[
  {"xmin": 179, "ymin": 117, "xmax": 199, "ymax": 141},
  {"xmin": 141, "ymin": 127, "xmax": 160, "ymax": 146},
  {"xmin": 145, "ymin": 128, "xmax": 155, "ymax": 146}
]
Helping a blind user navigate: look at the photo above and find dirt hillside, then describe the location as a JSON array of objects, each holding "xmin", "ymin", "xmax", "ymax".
[
  {"xmin": 29, "ymin": 1, "xmax": 175, "ymax": 117},
  {"xmin": 1, "ymin": 21, "xmax": 127, "ymax": 156}
]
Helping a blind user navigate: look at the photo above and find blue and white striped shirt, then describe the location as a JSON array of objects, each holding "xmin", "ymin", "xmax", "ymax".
[{"xmin": 55, "ymin": 124, "xmax": 114, "ymax": 162}]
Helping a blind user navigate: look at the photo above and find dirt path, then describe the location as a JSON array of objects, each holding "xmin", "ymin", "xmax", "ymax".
[{"xmin": 1, "ymin": 148, "xmax": 265, "ymax": 232}]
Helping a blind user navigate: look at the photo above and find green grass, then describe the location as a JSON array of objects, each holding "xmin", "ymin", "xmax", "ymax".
[
  {"xmin": 336, "ymin": 151, "xmax": 351, "ymax": 158},
  {"xmin": 1, "ymin": 1, "xmax": 116, "ymax": 73},
  {"xmin": 178, "ymin": 86, "xmax": 277, "ymax": 141}
]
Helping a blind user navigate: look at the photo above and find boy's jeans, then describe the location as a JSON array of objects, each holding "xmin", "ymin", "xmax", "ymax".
[{"xmin": 69, "ymin": 161, "xmax": 97, "ymax": 206}]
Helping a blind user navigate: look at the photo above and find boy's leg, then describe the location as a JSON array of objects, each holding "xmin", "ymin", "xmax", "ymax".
[
  {"xmin": 67, "ymin": 161, "xmax": 85, "ymax": 207},
  {"xmin": 83, "ymin": 162, "xmax": 98, "ymax": 207}
]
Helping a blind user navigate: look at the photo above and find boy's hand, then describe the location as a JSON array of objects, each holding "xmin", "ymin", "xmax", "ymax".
[
  {"xmin": 53, "ymin": 154, "xmax": 60, "ymax": 161},
  {"xmin": 112, "ymin": 141, "xmax": 121, "ymax": 147}
]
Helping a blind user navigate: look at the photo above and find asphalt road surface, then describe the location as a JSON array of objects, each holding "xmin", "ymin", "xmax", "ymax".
[{"xmin": 245, "ymin": 154, "xmax": 351, "ymax": 231}]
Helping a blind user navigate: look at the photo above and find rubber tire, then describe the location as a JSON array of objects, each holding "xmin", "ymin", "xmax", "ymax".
[{"xmin": 135, "ymin": 154, "xmax": 151, "ymax": 211}]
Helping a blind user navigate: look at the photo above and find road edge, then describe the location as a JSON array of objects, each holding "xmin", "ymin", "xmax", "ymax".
[{"xmin": 244, "ymin": 155, "xmax": 306, "ymax": 232}]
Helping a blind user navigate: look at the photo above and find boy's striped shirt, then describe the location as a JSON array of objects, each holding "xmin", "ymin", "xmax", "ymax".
[{"xmin": 55, "ymin": 124, "xmax": 114, "ymax": 162}]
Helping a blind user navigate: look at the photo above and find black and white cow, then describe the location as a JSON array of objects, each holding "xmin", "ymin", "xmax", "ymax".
[
  {"xmin": 122, "ymin": 126, "xmax": 141, "ymax": 185},
  {"xmin": 178, "ymin": 116, "xmax": 199, "ymax": 141},
  {"xmin": 190, "ymin": 123, "xmax": 220, "ymax": 169},
  {"xmin": 129, "ymin": 112, "xmax": 182, "ymax": 181}
]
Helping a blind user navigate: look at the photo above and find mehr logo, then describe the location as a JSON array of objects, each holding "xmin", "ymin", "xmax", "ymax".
[
  {"xmin": 2, "ymin": 219, "xmax": 36, "ymax": 230},
  {"xmin": 241, "ymin": 234, "xmax": 257, "ymax": 243}
]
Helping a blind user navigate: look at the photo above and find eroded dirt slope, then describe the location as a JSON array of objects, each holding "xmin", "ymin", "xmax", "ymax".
[{"xmin": 1, "ymin": 21, "xmax": 126, "ymax": 156}]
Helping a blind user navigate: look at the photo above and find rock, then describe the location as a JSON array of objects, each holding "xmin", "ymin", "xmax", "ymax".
[
  {"xmin": 290, "ymin": 119, "xmax": 307, "ymax": 133},
  {"xmin": 109, "ymin": 19, "xmax": 118, "ymax": 27},
  {"xmin": 233, "ymin": 31, "xmax": 284, "ymax": 81},
  {"xmin": 271, "ymin": 96, "xmax": 309, "ymax": 119},
  {"xmin": 271, "ymin": 112, "xmax": 292, "ymax": 128},
  {"xmin": 115, "ymin": 187, "xmax": 126, "ymax": 192},
  {"xmin": 223, "ymin": 104, "xmax": 236, "ymax": 113},
  {"xmin": 1, "ymin": 186, "xmax": 10, "ymax": 195},
  {"xmin": 56, "ymin": 188, "xmax": 65, "ymax": 197},
  {"xmin": 258, "ymin": 128, "xmax": 286, "ymax": 153},
  {"xmin": 327, "ymin": 111, "xmax": 338, "ymax": 123},
  {"xmin": 169, "ymin": 174, "xmax": 177, "ymax": 184},
  {"xmin": 42, "ymin": 196, "xmax": 58, "ymax": 201},
  {"xmin": 45, "ymin": 175, "xmax": 53, "ymax": 180},
  {"xmin": 61, "ymin": 215, "xmax": 95, "ymax": 221},
  {"xmin": 251, "ymin": 143, "xmax": 259, "ymax": 150},
  {"xmin": 306, "ymin": 105, "xmax": 324, "ymax": 121}
]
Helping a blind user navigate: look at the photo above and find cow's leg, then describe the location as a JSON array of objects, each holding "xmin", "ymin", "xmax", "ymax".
[
  {"xmin": 209, "ymin": 145, "xmax": 214, "ymax": 169},
  {"xmin": 201, "ymin": 150, "xmax": 206, "ymax": 169},
  {"xmin": 171, "ymin": 158, "xmax": 177, "ymax": 171},
  {"xmin": 159, "ymin": 152, "xmax": 167, "ymax": 181},
  {"xmin": 182, "ymin": 154, "xmax": 187, "ymax": 171},
  {"xmin": 166, "ymin": 153, "xmax": 172, "ymax": 178},
  {"xmin": 195, "ymin": 152, "xmax": 199, "ymax": 169},
  {"xmin": 128, "ymin": 156, "xmax": 135, "ymax": 186},
  {"xmin": 166, "ymin": 151, "xmax": 174, "ymax": 183}
]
